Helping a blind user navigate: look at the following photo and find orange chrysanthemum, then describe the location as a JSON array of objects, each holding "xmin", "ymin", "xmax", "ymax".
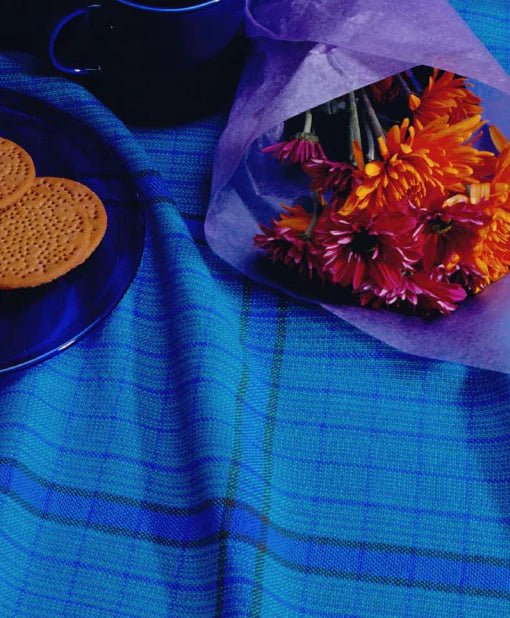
[
  {"xmin": 473, "ymin": 205, "xmax": 510, "ymax": 283},
  {"xmin": 342, "ymin": 114, "xmax": 493, "ymax": 214},
  {"xmin": 483, "ymin": 127, "xmax": 510, "ymax": 207},
  {"xmin": 415, "ymin": 115, "xmax": 494, "ymax": 192},
  {"xmin": 468, "ymin": 132, "xmax": 510, "ymax": 283},
  {"xmin": 411, "ymin": 69, "xmax": 483, "ymax": 126},
  {"xmin": 277, "ymin": 204, "xmax": 314, "ymax": 232}
]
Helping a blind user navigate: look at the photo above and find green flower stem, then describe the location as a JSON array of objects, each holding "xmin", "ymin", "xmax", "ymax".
[
  {"xmin": 361, "ymin": 109, "xmax": 375, "ymax": 162},
  {"xmin": 349, "ymin": 91, "xmax": 362, "ymax": 166},
  {"xmin": 396, "ymin": 73, "xmax": 413, "ymax": 97},
  {"xmin": 303, "ymin": 191, "xmax": 323, "ymax": 239},
  {"xmin": 303, "ymin": 110, "xmax": 313, "ymax": 134},
  {"xmin": 360, "ymin": 88, "xmax": 385, "ymax": 140}
]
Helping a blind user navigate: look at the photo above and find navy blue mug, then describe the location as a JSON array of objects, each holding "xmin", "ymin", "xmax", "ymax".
[{"xmin": 49, "ymin": 0, "xmax": 246, "ymax": 119}]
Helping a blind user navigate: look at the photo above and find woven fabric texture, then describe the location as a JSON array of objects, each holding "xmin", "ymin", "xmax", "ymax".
[{"xmin": 0, "ymin": 1, "xmax": 510, "ymax": 616}]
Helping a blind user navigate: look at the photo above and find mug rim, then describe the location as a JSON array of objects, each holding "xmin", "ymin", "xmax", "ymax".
[{"xmin": 115, "ymin": 0, "xmax": 222, "ymax": 12}]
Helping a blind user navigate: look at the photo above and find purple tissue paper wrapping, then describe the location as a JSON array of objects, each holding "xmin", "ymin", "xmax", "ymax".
[{"xmin": 205, "ymin": 0, "xmax": 510, "ymax": 373}]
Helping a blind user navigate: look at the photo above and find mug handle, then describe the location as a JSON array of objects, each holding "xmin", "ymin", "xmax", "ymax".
[{"xmin": 49, "ymin": 4, "xmax": 102, "ymax": 75}]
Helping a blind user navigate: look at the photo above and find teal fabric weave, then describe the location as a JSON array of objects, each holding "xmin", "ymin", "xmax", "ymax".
[{"xmin": 1, "ymin": 2, "xmax": 510, "ymax": 616}]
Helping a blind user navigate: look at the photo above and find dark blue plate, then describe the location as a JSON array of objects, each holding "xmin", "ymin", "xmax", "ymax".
[{"xmin": 0, "ymin": 88, "xmax": 145, "ymax": 374}]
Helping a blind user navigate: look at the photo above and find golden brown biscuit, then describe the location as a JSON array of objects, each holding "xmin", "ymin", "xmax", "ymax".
[
  {"xmin": 28, "ymin": 177, "xmax": 108, "ymax": 252},
  {"xmin": 0, "ymin": 137, "xmax": 36, "ymax": 210},
  {"xmin": 0, "ymin": 179, "xmax": 94, "ymax": 289}
]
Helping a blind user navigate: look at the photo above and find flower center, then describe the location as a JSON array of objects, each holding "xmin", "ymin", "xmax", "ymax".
[
  {"xmin": 351, "ymin": 228, "xmax": 378, "ymax": 254},
  {"xmin": 295, "ymin": 132, "xmax": 320, "ymax": 143},
  {"xmin": 429, "ymin": 217, "xmax": 453, "ymax": 235}
]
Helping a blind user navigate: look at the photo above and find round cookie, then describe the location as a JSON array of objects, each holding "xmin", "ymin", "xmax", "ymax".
[
  {"xmin": 0, "ymin": 137, "xmax": 36, "ymax": 210},
  {"xmin": 28, "ymin": 177, "xmax": 107, "ymax": 252},
  {"xmin": 0, "ymin": 180, "xmax": 93, "ymax": 289}
]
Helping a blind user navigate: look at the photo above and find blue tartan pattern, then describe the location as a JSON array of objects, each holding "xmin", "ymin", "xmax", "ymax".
[{"xmin": 0, "ymin": 2, "xmax": 510, "ymax": 616}]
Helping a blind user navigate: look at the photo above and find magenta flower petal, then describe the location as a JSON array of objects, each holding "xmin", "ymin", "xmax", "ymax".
[
  {"xmin": 254, "ymin": 205, "xmax": 325, "ymax": 279},
  {"xmin": 314, "ymin": 204, "xmax": 421, "ymax": 291},
  {"xmin": 417, "ymin": 194, "xmax": 489, "ymax": 271},
  {"xmin": 262, "ymin": 135, "xmax": 326, "ymax": 164}
]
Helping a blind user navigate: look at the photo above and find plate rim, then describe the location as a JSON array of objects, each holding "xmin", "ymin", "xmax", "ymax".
[{"xmin": 0, "ymin": 86, "xmax": 146, "ymax": 375}]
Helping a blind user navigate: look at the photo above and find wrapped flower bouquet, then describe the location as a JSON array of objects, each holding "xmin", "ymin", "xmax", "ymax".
[
  {"xmin": 205, "ymin": 0, "xmax": 510, "ymax": 372},
  {"xmin": 255, "ymin": 69, "xmax": 510, "ymax": 316}
]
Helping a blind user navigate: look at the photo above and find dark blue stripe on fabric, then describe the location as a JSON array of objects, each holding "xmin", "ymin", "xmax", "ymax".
[
  {"xmin": 2, "ymin": 455, "xmax": 510, "ymax": 566},
  {"xmin": 3, "ymin": 425, "xmax": 510, "ymax": 527},
  {"xmin": 3, "ymin": 459, "xmax": 510, "ymax": 598},
  {"xmin": 0, "ymin": 525, "xmax": 366, "ymax": 617}
]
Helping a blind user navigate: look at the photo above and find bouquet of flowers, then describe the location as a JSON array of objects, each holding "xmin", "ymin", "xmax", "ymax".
[
  {"xmin": 254, "ymin": 68, "xmax": 510, "ymax": 315},
  {"xmin": 205, "ymin": 0, "xmax": 510, "ymax": 372}
]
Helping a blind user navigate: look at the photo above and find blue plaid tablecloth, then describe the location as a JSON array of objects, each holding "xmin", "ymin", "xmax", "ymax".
[{"xmin": 1, "ymin": 1, "xmax": 510, "ymax": 616}]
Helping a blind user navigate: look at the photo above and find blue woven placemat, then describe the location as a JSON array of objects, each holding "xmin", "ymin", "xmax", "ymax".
[{"xmin": 0, "ymin": 2, "xmax": 510, "ymax": 616}]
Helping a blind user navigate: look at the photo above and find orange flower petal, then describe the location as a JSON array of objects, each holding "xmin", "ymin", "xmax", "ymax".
[
  {"xmin": 489, "ymin": 125, "xmax": 510, "ymax": 153},
  {"xmin": 352, "ymin": 140, "xmax": 365, "ymax": 170},
  {"xmin": 365, "ymin": 161, "xmax": 383, "ymax": 177},
  {"xmin": 409, "ymin": 94, "xmax": 421, "ymax": 111}
]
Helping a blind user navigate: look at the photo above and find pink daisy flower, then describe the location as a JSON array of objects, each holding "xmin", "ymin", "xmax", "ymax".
[
  {"xmin": 303, "ymin": 159, "xmax": 358, "ymax": 208},
  {"xmin": 263, "ymin": 134, "xmax": 326, "ymax": 164},
  {"xmin": 416, "ymin": 194, "xmax": 489, "ymax": 272},
  {"xmin": 359, "ymin": 271, "xmax": 467, "ymax": 315},
  {"xmin": 314, "ymin": 206, "xmax": 420, "ymax": 291},
  {"xmin": 254, "ymin": 205, "xmax": 324, "ymax": 279}
]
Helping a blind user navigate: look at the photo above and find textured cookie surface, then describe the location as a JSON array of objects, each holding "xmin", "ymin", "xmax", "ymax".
[
  {"xmin": 0, "ymin": 137, "xmax": 36, "ymax": 209},
  {"xmin": 0, "ymin": 180, "xmax": 93, "ymax": 289},
  {"xmin": 29, "ymin": 177, "xmax": 107, "ymax": 252}
]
